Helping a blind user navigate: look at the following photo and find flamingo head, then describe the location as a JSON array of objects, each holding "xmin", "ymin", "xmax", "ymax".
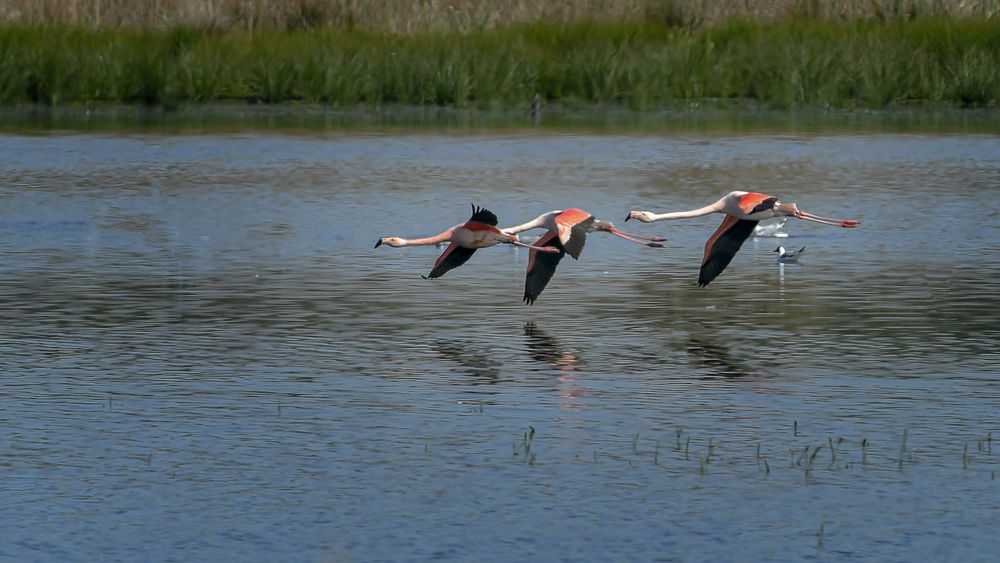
[
  {"xmin": 374, "ymin": 236, "xmax": 404, "ymax": 248},
  {"xmin": 625, "ymin": 210, "xmax": 654, "ymax": 223}
]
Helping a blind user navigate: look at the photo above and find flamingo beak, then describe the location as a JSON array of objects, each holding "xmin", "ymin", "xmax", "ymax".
[
  {"xmin": 624, "ymin": 212, "xmax": 631, "ymax": 222},
  {"xmin": 374, "ymin": 239, "xmax": 383, "ymax": 248}
]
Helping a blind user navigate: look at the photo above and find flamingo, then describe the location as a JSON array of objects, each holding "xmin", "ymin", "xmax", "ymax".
[
  {"xmin": 502, "ymin": 208, "xmax": 666, "ymax": 304},
  {"xmin": 775, "ymin": 246, "xmax": 806, "ymax": 263},
  {"xmin": 375, "ymin": 204, "xmax": 560, "ymax": 279},
  {"xmin": 626, "ymin": 191, "xmax": 859, "ymax": 287}
]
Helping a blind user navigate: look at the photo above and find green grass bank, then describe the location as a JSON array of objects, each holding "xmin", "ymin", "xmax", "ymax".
[{"xmin": 2, "ymin": 18, "xmax": 998, "ymax": 109}]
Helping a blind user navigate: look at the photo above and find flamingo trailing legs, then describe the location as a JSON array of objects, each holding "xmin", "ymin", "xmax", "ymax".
[
  {"xmin": 626, "ymin": 191, "xmax": 859, "ymax": 286},
  {"xmin": 375, "ymin": 204, "xmax": 560, "ymax": 279},
  {"xmin": 502, "ymin": 208, "xmax": 666, "ymax": 304}
]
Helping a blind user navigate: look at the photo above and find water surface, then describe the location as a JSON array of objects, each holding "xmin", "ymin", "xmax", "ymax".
[{"xmin": 1, "ymin": 124, "xmax": 999, "ymax": 561}]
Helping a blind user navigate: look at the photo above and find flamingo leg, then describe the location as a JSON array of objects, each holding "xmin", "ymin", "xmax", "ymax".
[
  {"xmin": 508, "ymin": 240, "xmax": 562, "ymax": 253},
  {"xmin": 795, "ymin": 211, "xmax": 860, "ymax": 228},
  {"xmin": 606, "ymin": 228, "xmax": 665, "ymax": 248},
  {"xmin": 609, "ymin": 227, "xmax": 666, "ymax": 243}
]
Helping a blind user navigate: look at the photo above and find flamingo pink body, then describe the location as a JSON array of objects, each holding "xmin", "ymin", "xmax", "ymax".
[
  {"xmin": 626, "ymin": 191, "xmax": 859, "ymax": 286},
  {"xmin": 376, "ymin": 204, "xmax": 560, "ymax": 279},
  {"xmin": 502, "ymin": 208, "xmax": 666, "ymax": 304}
]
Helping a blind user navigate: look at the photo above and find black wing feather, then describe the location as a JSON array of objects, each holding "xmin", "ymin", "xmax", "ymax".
[
  {"xmin": 427, "ymin": 243, "xmax": 477, "ymax": 279},
  {"xmin": 523, "ymin": 232, "xmax": 566, "ymax": 305},
  {"xmin": 698, "ymin": 219, "xmax": 757, "ymax": 287},
  {"xmin": 469, "ymin": 204, "xmax": 499, "ymax": 226},
  {"xmin": 561, "ymin": 215, "xmax": 595, "ymax": 260},
  {"xmin": 749, "ymin": 197, "xmax": 779, "ymax": 214}
]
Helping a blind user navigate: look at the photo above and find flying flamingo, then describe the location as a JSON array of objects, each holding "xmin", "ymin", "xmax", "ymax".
[
  {"xmin": 375, "ymin": 204, "xmax": 560, "ymax": 279},
  {"xmin": 502, "ymin": 208, "xmax": 666, "ymax": 304},
  {"xmin": 626, "ymin": 191, "xmax": 859, "ymax": 287}
]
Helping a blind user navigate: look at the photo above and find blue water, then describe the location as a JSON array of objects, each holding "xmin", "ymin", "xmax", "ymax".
[{"xmin": 1, "ymin": 128, "xmax": 999, "ymax": 561}]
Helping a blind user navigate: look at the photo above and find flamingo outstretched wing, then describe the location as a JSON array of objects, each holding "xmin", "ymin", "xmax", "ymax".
[
  {"xmin": 554, "ymin": 209, "xmax": 595, "ymax": 260},
  {"xmin": 523, "ymin": 231, "xmax": 566, "ymax": 304},
  {"xmin": 698, "ymin": 215, "xmax": 758, "ymax": 287},
  {"xmin": 426, "ymin": 243, "xmax": 477, "ymax": 279}
]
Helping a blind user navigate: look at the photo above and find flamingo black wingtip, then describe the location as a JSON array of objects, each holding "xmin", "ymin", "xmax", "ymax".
[{"xmin": 468, "ymin": 203, "xmax": 499, "ymax": 226}]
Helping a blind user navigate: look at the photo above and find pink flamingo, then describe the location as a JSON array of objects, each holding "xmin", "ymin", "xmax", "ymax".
[
  {"xmin": 626, "ymin": 191, "xmax": 859, "ymax": 287},
  {"xmin": 502, "ymin": 208, "xmax": 666, "ymax": 304},
  {"xmin": 375, "ymin": 204, "xmax": 559, "ymax": 279}
]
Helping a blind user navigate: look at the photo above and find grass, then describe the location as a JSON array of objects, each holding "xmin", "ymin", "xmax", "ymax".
[
  {"xmin": 0, "ymin": 18, "xmax": 998, "ymax": 109},
  {"xmin": 4, "ymin": 0, "xmax": 998, "ymax": 32}
]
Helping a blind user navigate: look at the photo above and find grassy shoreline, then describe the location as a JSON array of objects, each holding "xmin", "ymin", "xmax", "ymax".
[{"xmin": 1, "ymin": 18, "xmax": 998, "ymax": 110}]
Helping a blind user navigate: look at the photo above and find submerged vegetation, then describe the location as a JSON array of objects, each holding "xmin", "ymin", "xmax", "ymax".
[{"xmin": 0, "ymin": 2, "xmax": 998, "ymax": 110}]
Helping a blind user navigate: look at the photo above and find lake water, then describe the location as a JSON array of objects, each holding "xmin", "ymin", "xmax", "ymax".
[{"xmin": 2, "ymin": 115, "xmax": 999, "ymax": 561}]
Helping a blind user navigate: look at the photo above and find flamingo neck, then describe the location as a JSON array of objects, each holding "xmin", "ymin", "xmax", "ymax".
[
  {"xmin": 399, "ymin": 229, "xmax": 454, "ymax": 246},
  {"xmin": 502, "ymin": 213, "xmax": 555, "ymax": 235},
  {"xmin": 651, "ymin": 202, "xmax": 722, "ymax": 221}
]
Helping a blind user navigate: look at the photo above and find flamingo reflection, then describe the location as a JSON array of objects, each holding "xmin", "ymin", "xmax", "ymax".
[
  {"xmin": 685, "ymin": 337, "xmax": 756, "ymax": 379},
  {"xmin": 434, "ymin": 343, "xmax": 501, "ymax": 384},
  {"xmin": 524, "ymin": 322, "xmax": 588, "ymax": 407}
]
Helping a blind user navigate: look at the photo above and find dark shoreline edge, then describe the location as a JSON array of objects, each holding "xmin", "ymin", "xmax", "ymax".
[{"xmin": 2, "ymin": 101, "xmax": 999, "ymax": 134}]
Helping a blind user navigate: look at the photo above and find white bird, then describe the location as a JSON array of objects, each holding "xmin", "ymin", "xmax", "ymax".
[
  {"xmin": 775, "ymin": 246, "xmax": 805, "ymax": 263},
  {"xmin": 753, "ymin": 217, "xmax": 789, "ymax": 237}
]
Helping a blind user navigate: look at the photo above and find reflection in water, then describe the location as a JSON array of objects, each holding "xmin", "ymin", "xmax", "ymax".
[
  {"xmin": 523, "ymin": 321, "xmax": 587, "ymax": 406},
  {"xmin": 433, "ymin": 342, "xmax": 501, "ymax": 383},
  {"xmin": 523, "ymin": 321, "xmax": 579, "ymax": 369},
  {"xmin": 686, "ymin": 337, "xmax": 757, "ymax": 379}
]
